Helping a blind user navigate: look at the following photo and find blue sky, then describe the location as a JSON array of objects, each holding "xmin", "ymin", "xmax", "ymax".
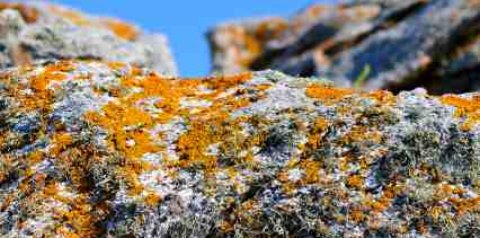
[{"xmin": 55, "ymin": 0, "xmax": 338, "ymax": 76}]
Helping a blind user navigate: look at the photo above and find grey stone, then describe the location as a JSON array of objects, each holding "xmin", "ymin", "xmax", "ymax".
[
  {"xmin": 0, "ymin": 60, "xmax": 479, "ymax": 237},
  {"xmin": 0, "ymin": 2, "xmax": 177, "ymax": 75}
]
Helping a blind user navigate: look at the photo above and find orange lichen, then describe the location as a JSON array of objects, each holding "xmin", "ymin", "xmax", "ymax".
[
  {"xmin": 0, "ymin": 101, "xmax": 110, "ymax": 237},
  {"xmin": 176, "ymin": 115, "xmax": 221, "ymax": 175},
  {"xmin": 310, "ymin": 117, "xmax": 328, "ymax": 138},
  {"xmin": 107, "ymin": 61, "xmax": 127, "ymax": 71},
  {"xmin": 365, "ymin": 186, "xmax": 397, "ymax": 214},
  {"xmin": 82, "ymin": 68, "xmax": 263, "ymax": 197},
  {"xmin": 15, "ymin": 145, "xmax": 106, "ymax": 238},
  {"xmin": 20, "ymin": 60, "xmax": 75, "ymax": 113},
  {"xmin": 349, "ymin": 208, "xmax": 366, "ymax": 223},
  {"xmin": 441, "ymin": 95, "xmax": 480, "ymax": 113},
  {"xmin": 48, "ymin": 5, "xmax": 90, "ymax": 26},
  {"xmin": 449, "ymin": 197, "xmax": 480, "ymax": 215},
  {"xmin": 48, "ymin": 5, "xmax": 140, "ymax": 41},
  {"xmin": 238, "ymin": 34, "xmax": 262, "ymax": 67},
  {"xmin": 224, "ymin": 18, "xmax": 288, "ymax": 68},
  {"xmin": 346, "ymin": 174, "xmax": 363, "ymax": 189},
  {"xmin": 85, "ymin": 102, "xmax": 159, "ymax": 158},
  {"xmin": 429, "ymin": 206, "xmax": 443, "ymax": 220},
  {"xmin": 46, "ymin": 60, "xmax": 76, "ymax": 72},
  {"xmin": 300, "ymin": 160, "xmax": 322, "ymax": 184},
  {"xmin": 441, "ymin": 94, "xmax": 480, "ymax": 131},
  {"xmin": 3, "ymin": 60, "xmax": 480, "ymax": 237},
  {"xmin": 101, "ymin": 19, "xmax": 140, "ymax": 41},
  {"xmin": 0, "ymin": 2, "xmax": 39, "ymax": 23},
  {"xmin": 343, "ymin": 126, "xmax": 383, "ymax": 144},
  {"xmin": 255, "ymin": 19, "xmax": 289, "ymax": 41},
  {"xmin": 144, "ymin": 192, "xmax": 162, "ymax": 206},
  {"xmin": 204, "ymin": 72, "xmax": 252, "ymax": 90},
  {"xmin": 300, "ymin": 117, "xmax": 329, "ymax": 160},
  {"xmin": 368, "ymin": 90, "xmax": 396, "ymax": 105},
  {"xmin": 48, "ymin": 132, "xmax": 73, "ymax": 155},
  {"xmin": 175, "ymin": 112, "xmax": 263, "ymax": 178},
  {"xmin": 237, "ymin": 18, "xmax": 289, "ymax": 68},
  {"xmin": 43, "ymin": 183, "xmax": 58, "ymax": 196},
  {"xmin": 219, "ymin": 220, "xmax": 235, "ymax": 233},
  {"xmin": 305, "ymin": 84, "xmax": 354, "ymax": 103},
  {"xmin": 59, "ymin": 196, "xmax": 99, "ymax": 238},
  {"xmin": 30, "ymin": 70, "xmax": 67, "ymax": 92}
]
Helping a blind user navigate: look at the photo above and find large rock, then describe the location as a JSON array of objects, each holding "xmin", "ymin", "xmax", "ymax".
[
  {"xmin": 208, "ymin": 2, "xmax": 382, "ymax": 75},
  {"xmin": 208, "ymin": 0, "xmax": 480, "ymax": 94},
  {"xmin": 0, "ymin": 60, "xmax": 479, "ymax": 237},
  {"xmin": 0, "ymin": 2, "xmax": 177, "ymax": 75}
]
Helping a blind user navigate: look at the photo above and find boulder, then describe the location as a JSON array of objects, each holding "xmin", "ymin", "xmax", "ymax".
[
  {"xmin": 0, "ymin": 60, "xmax": 479, "ymax": 237},
  {"xmin": 0, "ymin": 2, "xmax": 177, "ymax": 75},
  {"xmin": 208, "ymin": 0, "xmax": 480, "ymax": 94}
]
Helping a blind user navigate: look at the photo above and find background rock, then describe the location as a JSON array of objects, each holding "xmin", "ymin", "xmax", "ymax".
[
  {"xmin": 0, "ymin": 2, "xmax": 177, "ymax": 75},
  {"xmin": 0, "ymin": 60, "xmax": 478, "ymax": 237},
  {"xmin": 208, "ymin": 0, "xmax": 480, "ymax": 94}
]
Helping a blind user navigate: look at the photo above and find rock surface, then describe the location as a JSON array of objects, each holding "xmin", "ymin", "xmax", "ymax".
[
  {"xmin": 0, "ymin": 2, "xmax": 177, "ymax": 75},
  {"xmin": 0, "ymin": 60, "xmax": 479, "ymax": 237},
  {"xmin": 208, "ymin": 0, "xmax": 480, "ymax": 94}
]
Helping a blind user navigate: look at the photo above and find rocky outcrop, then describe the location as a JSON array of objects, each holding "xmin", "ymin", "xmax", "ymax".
[
  {"xmin": 0, "ymin": 60, "xmax": 479, "ymax": 237},
  {"xmin": 0, "ymin": 2, "xmax": 177, "ymax": 75},
  {"xmin": 208, "ymin": 0, "xmax": 480, "ymax": 94}
]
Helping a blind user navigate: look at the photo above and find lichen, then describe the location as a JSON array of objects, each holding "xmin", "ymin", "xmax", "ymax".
[{"xmin": 0, "ymin": 60, "xmax": 479, "ymax": 237}]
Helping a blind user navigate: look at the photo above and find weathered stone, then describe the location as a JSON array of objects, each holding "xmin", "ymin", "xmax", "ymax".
[
  {"xmin": 0, "ymin": 2, "xmax": 177, "ymax": 75},
  {"xmin": 209, "ymin": 0, "xmax": 480, "ymax": 94},
  {"xmin": 208, "ymin": 17, "xmax": 289, "ymax": 74},
  {"xmin": 445, "ymin": 38, "xmax": 480, "ymax": 75},
  {"xmin": 266, "ymin": 0, "xmax": 429, "ymax": 76},
  {"xmin": 327, "ymin": 0, "xmax": 480, "ymax": 90},
  {"xmin": 408, "ymin": 37, "xmax": 480, "ymax": 94},
  {"xmin": 1, "ymin": 60, "xmax": 479, "ymax": 237},
  {"xmin": 208, "ymin": 3, "xmax": 382, "ymax": 75}
]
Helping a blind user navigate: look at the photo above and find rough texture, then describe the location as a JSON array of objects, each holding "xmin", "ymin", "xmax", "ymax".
[
  {"xmin": 208, "ymin": 0, "xmax": 480, "ymax": 94},
  {"xmin": 0, "ymin": 60, "xmax": 479, "ymax": 237},
  {"xmin": 0, "ymin": 2, "xmax": 177, "ymax": 75},
  {"xmin": 208, "ymin": 2, "xmax": 382, "ymax": 75}
]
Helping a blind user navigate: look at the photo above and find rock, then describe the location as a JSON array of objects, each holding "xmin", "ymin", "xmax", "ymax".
[
  {"xmin": 208, "ymin": 0, "xmax": 480, "ymax": 94},
  {"xmin": 327, "ymin": 0, "xmax": 480, "ymax": 90},
  {"xmin": 208, "ymin": 2, "xmax": 382, "ymax": 75},
  {"xmin": 0, "ymin": 60, "xmax": 479, "ymax": 237},
  {"xmin": 411, "ymin": 36, "xmax": 480, "ymax": 94},
  {"xmin": 208, "ymin": 16, "xmax": 290, "ymax": 74},
  {"xmin": 0, "ymin": 2, "xmax": 177, "ymax": 75}
]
